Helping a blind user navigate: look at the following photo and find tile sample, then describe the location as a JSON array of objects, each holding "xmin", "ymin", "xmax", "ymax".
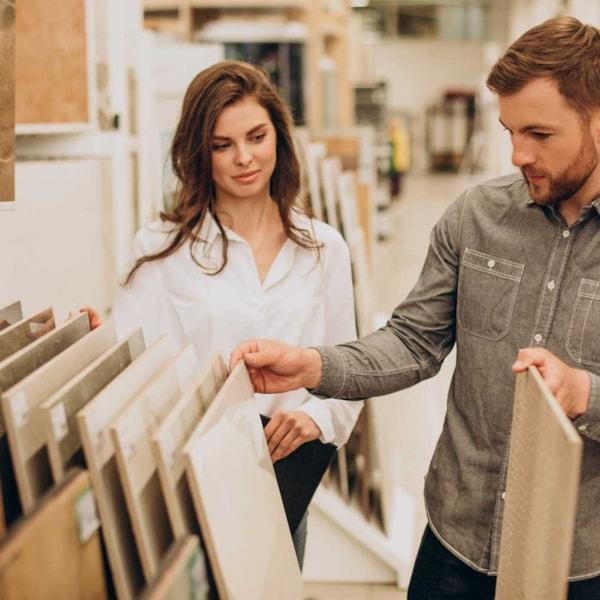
[
  {"xmin": 0, "ymin": 469, "xmax": 107, "ymax": 600},
  {"xmin": 1, "ymin": 317, "xmax": 109, "ymax": 513},
  {"xmin": 139, "ymin": 535, "xmax": 208, "ymax": 600},
  {"xmin": 0, "ymin": 307, "xmax": 54, "ymax": 363},
  {"xmin": 320, "ymin": 156, "xmax": 342, "ymax": 231},
  {"xmin": 0, "ymin": 312, "xmax": 87, "ymax": 525},
  {"xmin": 184, "ymin": 363, "xmax": 303, "ymax": 600},
  {"xmin": 0, "ymin": 0, "xmax": 14, "ymax": 204},
  {"xmin": 0, "ymin": 302, "xmax": 22, "ymax": 332},
  {"xmin": 152, "ymin": 355, "xmax": 227, "ymax": 539},
  {"xmin": 111, "ymin": 345, "xmax": 198, "ymax": 582},
  {"xmin": 40, "ymin": 328, "xmax": 145, "ymax": 483},
  {"xmin": 77, "ymin": 335, "xmax": 172, "ymax": 600},
  {"xmin": 496, "ymin": 367, "xmax": 583, "ymax": 600}
]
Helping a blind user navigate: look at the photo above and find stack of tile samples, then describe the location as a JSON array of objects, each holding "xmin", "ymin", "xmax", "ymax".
[{"xmin": 0, "ymin": 301, "xmax": 304, "ymax": 599}]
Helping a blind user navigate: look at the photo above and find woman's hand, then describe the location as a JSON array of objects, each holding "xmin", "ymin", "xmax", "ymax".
[
  {"xmin": 69, "ymin": 305, "xmax": 103, "ymax": 330},
  {"xmin": 264, "ymin": 410, "xmax": 321, "ymax": 462}
]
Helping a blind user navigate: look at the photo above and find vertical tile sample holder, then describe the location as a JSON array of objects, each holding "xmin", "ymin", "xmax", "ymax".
[
  {"xmin": 139, "ymin": 535, "xmax": 208, "ymax": 600},
  {"xmin": 0, "ymin": 312, "xmax": 88, "ymax": 525},
  {"xmin": 184, "ymin": 363, "xmax": 303, "ymax": 600},
  {"xmin": 0, "ymin": 302, "xmax": 22, "ymax": 332},
  {"xmin": 0, "ymin": 307, "xmax": 54, "ymax": 363},
  {"xmin": 0, "ymin": 469, "xmax": 107, "ymax": 600},
  {"xmin": 77, "ymin": 335, "xmax": 172, "ymax": 600},
  {"xmin": 40, "ymin": 328, "xmax": 145, "ymax": 483},
  {"xmin": 320, "ymin": 155, "xmax": 342, "ymax": 231},
  {"xmin": 152, "ymin": 355, "xmax": 227, "ymax": 539},
  {"xmin": 1, "ymin": 318, "xmax": 110, "ymax": 512},
  {"xmin": 496, "ymin": 367, "xmax": 583, "ymax": 600},
  {"xmin": 110, "ymin": 345, "xmax": 198, "ymax": 582}
]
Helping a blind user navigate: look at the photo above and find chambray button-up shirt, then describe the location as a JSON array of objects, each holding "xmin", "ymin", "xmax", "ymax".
[{"xmin": 314, "ymin": 174, "xmax": 600, "ymax": 579}]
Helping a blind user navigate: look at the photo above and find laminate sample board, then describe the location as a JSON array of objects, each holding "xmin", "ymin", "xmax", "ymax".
[
  {"xmin": 77, "ymin": 335, "xmax": 172, "ymax": 600},
  {"xmin": 0, "ymin": 312, "xmax": 88, "ymax": 525},
  {"xmin": 140, "ymin": 535, "xmax": 208, "ymax": 600},
  {"xmin": 184, "ymin": 363, "xmax": 303, "ymax": 600},
  {"xmin": 152, "ymin": 355, "xmax": 227, "ymax": 539},
  {"xmin": 1, "ymin": 317, "xmax": 108, "ymax": 513},
  {"xmin": 0, "ymin": 307, "xmax": 54, "ymax": 363},
  {"xmin": 496, "ymin": 367, "xmax": 583, "ymax": 600},
  {"xmin": 15, "ymin": 0, "xmax": 91, "ymax": 126},
  {"xmin": 0, "ymin": 468, "xmax": 108, "ymax": 600},
  {"xmin": 111, "ymin": 345, "xmax": 198, "ymax": 582},
  {"xmin": 0, "ymin": 302, "xmax": 22, "ymax": 332},
  {"xmin": 41, "ymin": 328, "xmax": 145, "ymax": 483},
  {"xmin": 0, "ymin": 0, "xmax": 14, "ymax": 203}
]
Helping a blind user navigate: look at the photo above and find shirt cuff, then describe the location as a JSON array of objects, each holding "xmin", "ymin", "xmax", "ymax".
[
  {"xmin": 573, "ymin": 371, "xmax": 600, "ymax": 443},
  {"xmin": 310, "ymin": 346, "xmax": 348, "ymax": 398},
  {"xmin": 297, "ymin": 398, "xmax": 336, "ymax": 445}
]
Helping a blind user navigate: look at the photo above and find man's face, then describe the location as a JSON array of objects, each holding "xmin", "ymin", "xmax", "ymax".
[{"xmin": 498, "ymin": 78, "xmax": 600, "ymax": 207}]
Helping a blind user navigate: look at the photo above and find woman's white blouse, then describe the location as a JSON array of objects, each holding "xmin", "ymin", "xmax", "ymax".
[{"xmin": 112, "ymin": 212, "xmax": 363, "ymax": 446}]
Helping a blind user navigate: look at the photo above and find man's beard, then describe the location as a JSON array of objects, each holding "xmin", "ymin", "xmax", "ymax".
[{"xmin": 522, "ymin": 131, "xmax": 598, "ymax": 206}]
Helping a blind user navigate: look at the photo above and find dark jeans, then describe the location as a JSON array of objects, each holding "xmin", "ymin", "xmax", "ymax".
[{"xmin": 408, "ymin": 525, "xmax": 600, "ymax": 600}]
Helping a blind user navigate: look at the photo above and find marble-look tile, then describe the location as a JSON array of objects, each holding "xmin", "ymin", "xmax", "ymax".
[
  {"xmin": 0, "ymin": 301, "xmax": 22, "ymax": 332},
  {"xmin": 184, "ymin": 363, "xmax": 303, "ymax": 600},
  {"xmin": 0, "ymin": 308, "xmax": 54, "ymax": 363}
]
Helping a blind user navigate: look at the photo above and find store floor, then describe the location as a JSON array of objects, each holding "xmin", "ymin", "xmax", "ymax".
[{"xmin": 304, "ymin": 171, "xmax": 486, "ymax": 600}]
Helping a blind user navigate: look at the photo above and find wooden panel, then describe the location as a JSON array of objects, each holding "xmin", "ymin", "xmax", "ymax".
[
  {"xmin": 0, "ymin": 469, "xmax": 107, "ymax": 600},
  {"xmin": 0, "ymin": 0, "xmax": 14, "ymax": 203},
  {"xmin": 304, "ymin": 143, "xmax": 326, "ymax": 221},
  {"xmin": 496, "ymin": 367, "xmax": 583, "ymax": 600},
  {"xmin": 77, "ymin": 336, "xmax": 172, "ymax": 600},
  {"xmin": 320, "ymin": 156, "xmax": 342, "ymax": 231},
  {"xmin": 152, "ymin": 355, "xmax": 227, "ymax": 539},
  {"xmin": 140, "ymin": 535, "xmax": 208, "ymax": 600},
  {"xmin": 0, "ymin": 302, "xmax": 21, "ymax": 332},
  {"xmin": 184, "ymin": 363, "xmax": 303, "ymax": 600},
  {"xmin": 40, "ymin": 328, "xmax": 145, "ymax": 484},
  {"xmin": 15, "ymin": 0, "xmax": 90, "ymax": 126},
  {"xmin": 111, "ymin": 345, "xmax": 198, "ymax": 582},
  {"xmin": 0, "ymin": 307, "xmax": 54, "ymax": 363},
  {"xmin": 1, "ymin": 316, "xmax": 105, "ymax": 513}
]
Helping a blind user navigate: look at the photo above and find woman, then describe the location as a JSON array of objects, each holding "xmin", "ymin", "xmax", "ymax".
[{"xmin": 87, "ymin": 61, "xmax": 362, "ymax": 566}]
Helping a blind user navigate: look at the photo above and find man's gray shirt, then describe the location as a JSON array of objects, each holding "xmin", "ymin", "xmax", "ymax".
[{"xmin": 314, "ymin": 174, "xmax": 600, "ymax": 579}]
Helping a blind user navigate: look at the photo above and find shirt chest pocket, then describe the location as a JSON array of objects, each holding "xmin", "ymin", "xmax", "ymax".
[
  {"xmin": 567, "ymin": 279, "xmax": 600, "ymax": 367},
  {"xmin": 457, "ymin": 248, "xmax": 524, "ymax": 341}
]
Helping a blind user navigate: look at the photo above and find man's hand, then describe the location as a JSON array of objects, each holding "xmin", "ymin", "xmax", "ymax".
[
  {"xmin": 229, "ymin": 339, "xmax": 322, "ymax": 394},
  {"xmin": 264, "ymin": 410, "xmax": 321, "ymax": 462},
  {"xmin": 512, "ymin": 348, "xmax": 591, "ymax": 419},
  {"xmin": 68, "ymin": 305, "xmax": 102, "ymax": 330}
]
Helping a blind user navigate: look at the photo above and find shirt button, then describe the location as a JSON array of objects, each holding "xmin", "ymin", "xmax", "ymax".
[
  {"xmin": 547, "ymin": 280, "xmax": 556, "ymax": 291},
  {"xmin": 534, "ymin": 333, "xmax": 543, "ymax": 343},
  {"xmin": 487, "ymin": 259, "xmax": 495, "ymax": 268},
  {"xmin": 562, "ymin": 230, "xmax": 570, "ymax": 238},
  {"xmin": 501, "ymin": 491, "xmax": 506, "ymax": 500},
  {"xmin": 578, "ymin": 424, "xmax": 587, "ymax": 432}
]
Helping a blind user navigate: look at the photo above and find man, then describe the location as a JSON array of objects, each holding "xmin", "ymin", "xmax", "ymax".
[{"xmin": 231, "ymin": 16, "xmax": 600, "ymax": 599}]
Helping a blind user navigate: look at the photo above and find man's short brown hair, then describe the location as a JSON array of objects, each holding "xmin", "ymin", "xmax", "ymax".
[{"xmin": 487, "ymin": 16, "xmax": 600, "ymax": 118}]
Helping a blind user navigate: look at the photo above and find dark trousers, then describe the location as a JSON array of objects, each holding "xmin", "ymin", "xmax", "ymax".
[{"xmin": 408, "ymin": 525, "xmax": 600, "ymax": 600}]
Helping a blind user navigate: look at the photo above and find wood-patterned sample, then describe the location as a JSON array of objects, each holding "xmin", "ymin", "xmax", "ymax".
[
  {"xmin": 15, "ymin": 0, "xmax": 90, "ymax": 126},
  {"xmin": 0, "ymin": 307, "xmax": 54, "ymax": 363},
  {"xmin": 111, "ymin": 345, "xmax": 198, "ymax": 582},
  {"xmin": 184, "ymin": 363, "xmax": 303, "ymax": 600},
  {"xmin": 40, "ymin": 328, "xmax": 145, "ymax": 484},
  {"xmin": 496, "ymin": 367, "xmax": 583, "ymax": 600},
  {"xmin": 1, "ymin": 316, "xmax": 106, "ymax": 513},
  {"xmin": 0, "ymin": 469, "xmax": 108, "ymax": 600},
  {"xmin": 77, "ymin": 335, "xmax": 172, "ymax": 600},
  {"xmin": 0, "ymin": 302, "xmax": 22, "ymax": 333},
  {"xmin": 0, "ymin": 0, "xmax": 14, "ymax": 203},
  {"xmin": 140, "ymin": 535, "xmax": 208, "ymax": 600},
  {"xmin": 152, "ymin": 355, "xmax": 227, "ymax": 539}
]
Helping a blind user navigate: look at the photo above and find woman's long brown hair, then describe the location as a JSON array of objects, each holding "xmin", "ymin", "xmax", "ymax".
[{"xmin": 124, "ymin": 60, "xmax": 319, "ymax": 284}]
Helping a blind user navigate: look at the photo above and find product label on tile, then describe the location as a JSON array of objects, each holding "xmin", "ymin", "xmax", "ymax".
[
  {"xmin": 50, "ymin": 404, "xmax": 68, "ymax": 441},
  {"xmin": 74, "ymin": 486, "xmax": 100, "ymax": 543},
  {"xmin": 11, "ymin": 391, "xmax": 28, "ymax": 428}
]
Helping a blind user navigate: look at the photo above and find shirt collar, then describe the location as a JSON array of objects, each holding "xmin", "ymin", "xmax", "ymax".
[{"xmin": 523, "ymin": 186, "xmax": 600, "ymax": 217}]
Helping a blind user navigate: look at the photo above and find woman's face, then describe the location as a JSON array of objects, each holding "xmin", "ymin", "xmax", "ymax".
[{"xmin": 211, "ymin": 97, "xmax": 277, "ymax": 204}]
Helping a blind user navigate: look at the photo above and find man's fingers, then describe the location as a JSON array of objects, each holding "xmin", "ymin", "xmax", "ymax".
[
  {"xmin": 243, "ymin": 347, "xmax": 281, "ymax": 369},
  {"xmin": 271, "ymin": 427, "xmax": 300, "ymax": 462},
  {"xmin": 229, "ymin": 343, "xmax": 253, "ymax": 371},
  {"xmin": 273, "ymin": 435, "xmax": 304, "ymax": 462},
  {"xmin": 512, "ymin": 347, "xmax": 549, "ymax": 372},
  {"xmin": 263, "ymin": 413, "xmax": 285, "ymax": 442},
  {"xmin": 267, "ymin": 419, "xmax": 294, "ymax": 454}
]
